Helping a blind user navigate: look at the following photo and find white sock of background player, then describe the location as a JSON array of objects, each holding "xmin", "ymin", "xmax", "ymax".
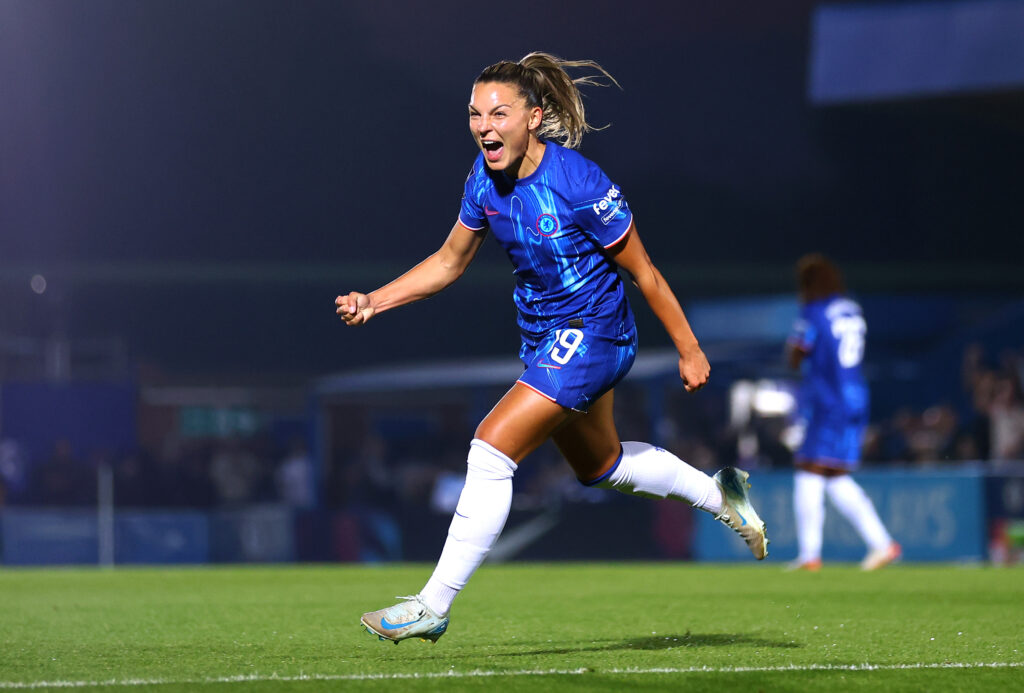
[
  {"xmin": 794, "ymin": 469, "xmax": 826, "ymax": 563},
  {"xmin": 826, "ymin": 474, "xmax": 893, "ymax": 551}
]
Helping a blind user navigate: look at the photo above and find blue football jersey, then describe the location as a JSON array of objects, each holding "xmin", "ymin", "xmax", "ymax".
[
  {"xmin": 458, "ymin": 142, "xmax": 635, "ymax": 341},
  {"xmin": 788, "ymin": 295, "xmax": 869, "ymax": 421}
]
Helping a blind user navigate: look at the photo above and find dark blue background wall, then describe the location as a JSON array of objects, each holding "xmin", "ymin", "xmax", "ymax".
[{"xmin": 1, "ymin": 1, "xmax": 1021, "ymax": 376}]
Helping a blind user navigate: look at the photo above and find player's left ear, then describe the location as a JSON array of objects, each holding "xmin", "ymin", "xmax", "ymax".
[{"xmin": 528, "ymin": 107, "xmax": 543, "ymax": 131}]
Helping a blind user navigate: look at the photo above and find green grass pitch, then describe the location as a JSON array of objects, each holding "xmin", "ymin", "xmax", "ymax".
[{"xmin": 1, "ymin": 563, "xmax": 1021, "ymax": 691}]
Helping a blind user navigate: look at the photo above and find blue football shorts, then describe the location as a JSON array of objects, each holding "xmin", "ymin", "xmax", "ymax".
[
  {"xmin": 517, "ymin": 321, "xmax": 637, "ymax": 412},
  {"xmin": 796, "ymin": 412, "xmax": 866, "ymax": 470}
]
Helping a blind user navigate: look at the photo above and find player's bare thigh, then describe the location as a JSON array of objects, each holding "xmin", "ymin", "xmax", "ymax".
[
  {"xmin": 473, "ymin": 384, "xmax": 622, "ymax": 479},
  {"xmin": 474, "ymin": 382, "xmax": 576, "ymax": 463},
  {"xmin": 795, "ymin": 461, "xmax": 849, "ymax": 478},
  {"xmin": 551, "ymin": 389, "xmax": 622, "ymax": 482}
]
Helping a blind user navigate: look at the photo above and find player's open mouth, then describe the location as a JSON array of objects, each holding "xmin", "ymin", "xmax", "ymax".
[{"xmin": 481, "ymin": 139, "xmax": 504, "ymax": 162}]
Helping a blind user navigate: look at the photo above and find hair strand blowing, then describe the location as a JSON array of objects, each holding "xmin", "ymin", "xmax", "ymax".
[{"xmin": 476, "ymin": 51, "xmax": 620, "ymax": 149}]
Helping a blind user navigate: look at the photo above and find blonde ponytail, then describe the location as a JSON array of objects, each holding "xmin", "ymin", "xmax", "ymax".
[{"xmin": 475, "ymin": 52, "xmax": 619, "ymax": 149}]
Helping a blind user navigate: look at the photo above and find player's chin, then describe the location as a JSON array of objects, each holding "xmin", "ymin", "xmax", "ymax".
[{"xmin": 482, "ymin": 156, "xmax": 508, "ymax": 172}]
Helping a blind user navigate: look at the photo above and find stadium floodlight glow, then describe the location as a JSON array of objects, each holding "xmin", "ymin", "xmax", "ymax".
[
  {"xmin": 752, "ymin": 385, "xmax": 796, "ymax": 416},
  {"xmin": 730, "ymin": 379, "xmax": 798, "ymax": 424}
]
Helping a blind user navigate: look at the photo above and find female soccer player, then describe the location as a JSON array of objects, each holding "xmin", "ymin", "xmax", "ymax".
[
  {"xmin": 337, "ymin": 52, "xmax": 768, "ymax": 644},
  {"xmin": 786, "ymin": 253, "xmax": 900, "ymax": 571}
]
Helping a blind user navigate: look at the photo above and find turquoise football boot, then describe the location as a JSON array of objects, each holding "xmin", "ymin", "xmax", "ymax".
[{"xmin": 713, "ymin": 467, "xmax": 769, "ymax": 560}]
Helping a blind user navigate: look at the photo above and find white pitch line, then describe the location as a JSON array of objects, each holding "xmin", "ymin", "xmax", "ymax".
[
  {"xmin": 0, "ymin": 662, "xmax": 1021, "ymax": 689},
  {"xmin": 609, "ymin": 662, "xmax": 1024, "ymax": 674}
]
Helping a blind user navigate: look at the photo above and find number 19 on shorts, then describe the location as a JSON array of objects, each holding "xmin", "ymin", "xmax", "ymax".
[{"xmin": 549, "ymin": 329, "xmax": 584, "ymax": 365}]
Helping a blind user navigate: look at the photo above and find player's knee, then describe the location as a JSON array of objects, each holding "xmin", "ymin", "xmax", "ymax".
[{"xmin": 573, "ymin": 445, "xmax": 623, "ymax": 486}]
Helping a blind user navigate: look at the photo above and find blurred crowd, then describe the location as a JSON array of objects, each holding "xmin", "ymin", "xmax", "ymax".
[
  {"xmin": 862, "ymin": 343, "xmax": 1024, "ymax": 467},
  {"xmin": 0, "ymin": 434, "xmax": 315, "ymax": 509},
  {"xmin": 319, "ymin": 342, "xmax": 1024, "ymax": 513},
  {"xmin": 1, "ymin": 343, "xmax": 1022, "ymax": 511}
]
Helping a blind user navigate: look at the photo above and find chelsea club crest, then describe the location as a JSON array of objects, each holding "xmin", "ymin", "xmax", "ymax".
[{"xmin": 536, "ymin": 213, "xmax": 559, "ymax": 237}]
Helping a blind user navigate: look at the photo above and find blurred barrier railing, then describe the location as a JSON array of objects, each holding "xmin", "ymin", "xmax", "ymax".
[
  {"xmin": 2, "ymin": 465, "xmax": 1022, "ymax": 566},
  {"xmin": 696, "ymin": 468, "xmax": 988, "ymax": 562}
]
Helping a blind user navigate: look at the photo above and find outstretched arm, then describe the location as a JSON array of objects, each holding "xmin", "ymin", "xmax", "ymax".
[
  {"xmin": 336, "ymin": 222, "xmax": 486, "ymax": 326},
  {"xmin": 607, "ymin": 222, "xmax": 709, "ymax": 392},
  {"xmin": 786, "ymin": 343, "xmax": 808, "ymax": 370}
]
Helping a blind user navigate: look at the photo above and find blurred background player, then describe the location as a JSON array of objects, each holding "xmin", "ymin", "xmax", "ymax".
[
  {"xmin": 336, "ymin": 52, "xmax": 768, "ymax": 644},
  {"xmin": 786, "ymin": 253, "xmax": 901, "ymax": 571}
]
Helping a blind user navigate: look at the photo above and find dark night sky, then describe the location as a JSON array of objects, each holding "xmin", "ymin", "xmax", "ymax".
[
  {"xmin": 2, "ymin": 2, "xmax": 821, "ymax": 263},
  {"xmin": 1, "ymin": 1, "xmax": 1022, "ymax": 376}
]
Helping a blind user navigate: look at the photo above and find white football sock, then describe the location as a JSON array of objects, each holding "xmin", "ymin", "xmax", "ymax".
[
  {"xmin": 794, "ymin": 470, "xmax": 826, "ymax": 563},
  {"xmin": 586, "ymin": 441, "xmax": 722, "ymax": 514},
  {"xmin": 826, "ymin": 475, "xmax": 892, "ymax": 551},
  {"xmin": 420, "ymin": 439, "xmax": 517, "ymax": 617}
]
